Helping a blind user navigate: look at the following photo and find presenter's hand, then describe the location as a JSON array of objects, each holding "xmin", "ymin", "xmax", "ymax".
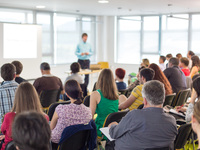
[
  {"xmin": 85, "ymin": 52, "xmax": 89, "ymax": 55},
  {"xmin": 81, "ymin": 53, "xmax": 85, "ymax": 56}
]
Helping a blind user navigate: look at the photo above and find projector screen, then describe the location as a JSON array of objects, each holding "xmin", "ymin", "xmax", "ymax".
[{"xmin": 3, "ymin": 23, "xmax": 37, "ymax": 59}]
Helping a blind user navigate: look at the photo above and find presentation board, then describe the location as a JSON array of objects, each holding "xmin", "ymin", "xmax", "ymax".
[{"xmin": 0, "ymin": 23, "xmax": 42, "ymax": 81}]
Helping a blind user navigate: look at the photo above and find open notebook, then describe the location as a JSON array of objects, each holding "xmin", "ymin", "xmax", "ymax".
[{"xmin": 100, "ymin": 127, "xmax": 115, "ymax": 141}]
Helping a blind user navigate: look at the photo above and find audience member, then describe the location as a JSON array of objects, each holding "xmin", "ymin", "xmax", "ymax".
[
  {"xmin": 149, "ymin": 63, "xmax": 173, "ymax": 95},
  {"xmin": 109, "ymin": 80, "xmax": 178, "ymax": 150},
  {"xmin": 187, "ymin": 50, "xmax": 195, "ymax": 69},
  {"xmin": 166, "ymin": 53, "xmax": 173, "ymax": 68},
  {"xmin": 65, "ymin": 62, "xmax": 84, "ymax": 84},
  {"xmin": 0, "ymin": 82, "xmax": 48, "ymax": 150},
  {"xmin": 11, "ymin": 61, "xmax": 26, "ymax": 84},
  {"xmin": 33, "ymin": 62, "xmax": 64, "ymax": 94},
  {"xmin": 51, "ymin": 80, "xmax": 92, "ymax": 143},
  {"xmin": 159, "ymin": 55, "xmax": 166, "ymax": 71},
  {"xmin": 90, "ymin": 69, "xmax": 119, "ymax": 138},
  {"xmin": 118, "ymin": 68, "xmax": 155, "ymax": 110},
  {"xmin": 12, "ymin": 112, "xmax": 51, "ymax": 150},
  {"xmin": 115, "ymin": 68, "xmax": 126, "ymax": 90},
  {"xmin": 0, "ymin": 63, "xmax": 18, "ymax": 126},
  {"xmin": 191, "ymin": 100, "xmax": 200, "ymax": 150},
  {"xmin": 176, "ymin": 53, "xmax": 182, "ymax": 59},
  {"xmin": 164, "ymin": 57, "xmax": 187, "ymax": 94},
  {"xmin": 179, "ymin": 57, "xmax": 190, "ymax": 76},
  {"xmin": 190, "ymin": 55, "xmax": 200, "ymax": 79},
  {"xmin": 141, "ymin": 58, "xmax": 149, "ymax": 67}
]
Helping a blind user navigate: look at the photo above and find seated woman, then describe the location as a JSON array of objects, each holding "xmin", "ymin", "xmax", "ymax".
[
  {"xmin": 191, "ymin": 100, "xmax": 200, "ymax": 150},
  {"xmin": 51, "ymin": 80, "xmax": 92, "ymax": 144},
  {"xmin": 65, "ymin": 62, "xmax": 84, "ymax": 84},
  {"xmin": 115, "ymin": 68, "xmax": 127, "ymax": 90},
  {"xmin": 90, "ymin": 69, "xmax": 119, "ymax": 138},
  {"xmin": 190, "ymin": 55, "xmax": 200, "ymax": 79},
  {"xmin": 0, "ymin": 82, "xmax": 48, "ymax": 150},
  {"xmin": 149, "ymin": 63, "xmax": 173, "ymax": 95}
]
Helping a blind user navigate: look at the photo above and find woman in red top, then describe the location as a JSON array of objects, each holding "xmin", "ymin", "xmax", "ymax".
[{"xmin": 0, "ymin": 82, "xmax": 49, "ymax": 150}]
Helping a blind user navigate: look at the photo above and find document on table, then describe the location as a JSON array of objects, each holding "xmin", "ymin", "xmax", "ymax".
[
  {"xmin": 100, "ymin": 127, "xmax": 115, "ymax": 141},
  {"xmin": 169, "ymin": 109, "xmax": 185, "ymax": 117}
]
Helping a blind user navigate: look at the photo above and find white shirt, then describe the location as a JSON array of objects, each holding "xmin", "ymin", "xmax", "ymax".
[{"xmin": 159, "ymin": 63, "xmax": 166, "ymax": 71}]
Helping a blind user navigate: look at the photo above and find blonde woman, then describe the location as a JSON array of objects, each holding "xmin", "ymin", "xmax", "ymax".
[
  {"xmin": 0, "ymin": 82, "xmax": 48, "ymax": 150},
  {"xmin": 90, "ymin": 69, "xmax": 119, "ymax": 138}
]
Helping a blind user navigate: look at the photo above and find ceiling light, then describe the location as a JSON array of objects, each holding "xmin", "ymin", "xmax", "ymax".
[
  {"xmin": 36, "ymin": 5, "xmax": 46, "ymax": 9},
  {"xmin": 98, "ymin": 0, "xmax": 109, "ymax": 4}
]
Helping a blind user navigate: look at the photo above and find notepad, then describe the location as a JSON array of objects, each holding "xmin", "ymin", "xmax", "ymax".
[
  {"xmin": 100, "ymin": 127, "xmax": 115, "ymax": 141},
  {"xmin": 169, "ymin": 109, "xmax": 185, "ymax": 117}
]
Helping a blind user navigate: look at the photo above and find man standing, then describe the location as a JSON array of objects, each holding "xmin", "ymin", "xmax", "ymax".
[
  {"xmin": 187, "ymin": 50, "xmax": 195, "ymax": 70},
  {"xmin": 75, "ymin": 33, "xmax": 93, "ymax": 86}
]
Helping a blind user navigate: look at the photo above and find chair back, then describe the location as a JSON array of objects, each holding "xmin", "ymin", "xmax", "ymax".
[
  {"xmin": 103, "ymin": 110, "xmax": 129, "ymax": 127},
  {"xmin": 40, "ymin": 89, "xmax": 61, "ymax": 108},
  {"xmin": 59, "ymin": 130, "xmax": 90, "ymax": 150},
  {"xmin": 137, "ymin": 104, "xmax": 144, "ymax": 109},
  {"xmin": 186, "ymin": 76, "xmax": 192, "ymax": 89},
  {"xmin": 118, "ymin": 89, "xmax": 128, "ymax": 95},
  {"xmin": 97, "ymin": 62, "xmax": 109, "ymax": 69},
  {"xmin": 80, "ymin": 83, "xmax": 88, "ymax": 98},
  {"xmin": 5, "ymin": 141, "xmax": 16, "ymax": 150},
  {"xmin": 144, "ymin": 147, "xmax": 170, "ymax": 150},
  {"xmin": 163, "ymin": 94, "xmax": 176, "ymax": 107},
  {"xmin": 47, "ymin": 101, "xmax": 71, "ymax": 121},
  {"xmin": 174, "ymin": 123, "xmax": 192, "ymax": 149},
  {"xmin": 171, "ymin": 89, "xmax": 190, "ymax": 107},
  {"xmin": 83, "ymin": 95, "xmax": 90, "ymax": 107}
]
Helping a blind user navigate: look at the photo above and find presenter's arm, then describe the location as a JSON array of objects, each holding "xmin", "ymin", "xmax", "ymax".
[
  {"xmin": 75, "ymin": 45, "xmax": 82, "ymax": 56},
  {"xmin": 88, "ymin": 45, "xmax": 93, "ymax": 56}
]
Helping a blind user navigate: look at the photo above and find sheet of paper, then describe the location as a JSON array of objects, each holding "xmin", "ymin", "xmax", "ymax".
[{"xmin": 100, "ymin": 127, "xmax": 115, "ymax": 141}]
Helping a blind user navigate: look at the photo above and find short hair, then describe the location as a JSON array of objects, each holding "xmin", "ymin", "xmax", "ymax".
[
  {"xmin": 12, "ymin": 111, "xmax": 51, "ymax": 150},
  {"xmin": 176, "ymin": 53, "xmax": 182, "ymax": 59},
  {"xmin": 180, "ymin": 57, "xmax": 189, "ymax": 67},
  {"xmin": 160, "ymin": 55, "xmax": 166, "ymax": 62},
  {"xmin": 82, "ymin": 33, "xmax": 88, "ymax": 38},
  {"xmin": 142, "ymin": 80, "xmax": 165, "ymax": 105},
  {"xmin": 40, "ymin": 62, "xmax": 50, "ymax": 70},
  {"xmin": 188, "ymin": 50, "xmax": 195, "ymax": 56},
  {"xmin": 169, "ymin": 57, "xmax": 179, "ymax": 66},
  {"xmin": 115, "ymin": 68, "xmax": 126, "ymax": 79},
  {"xmin": 193, "ymin": 77, "xmax": 200, "ymax": 97},
  {"xmin": 140, "ymin": 68, "xmax": 155, "ymax": 82},
  {"xmin": 1, "ymin": 63, "xmax": 16, "ymax": 81},
  {"xmin": 12, "ymin": 61, "xmax": 23, "ymax": 75},
  {"xmin": 70, "ymin": 62, "xmax": 80, "ymax": 74},
  {"xmin": 166, "ymin": 54, "xmax": 172, "ymax": 58}
]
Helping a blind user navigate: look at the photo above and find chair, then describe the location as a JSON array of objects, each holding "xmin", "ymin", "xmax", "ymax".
[
  {"xmin": 144, "ymin": 147, "xmax": 170, "ymax": 150},
  {"xmin": 80, "ymin": 83, "xmax": 88, "ymax": 98},
  {"xmin": 83, "ymin": 95, "xmax": 90, "ymax": 107},
  {"xmin": 97, "ymin": 62, "xmax": 109, "ymax": 69},
  {"xmin": 5, "ymin": 141, "xmax": 16, "ymax": 150},
  {"xmin": 171, "ymin": 89, "xmax": 191, "ymax": 107},
  {"xmin": 40, "ymin": 89, "xmax": 61, "ymax": 108},
  {"xmin": 47, "ymin": 101, "xmax": 71, "ymax": 121},
  {"xmin": 103, "ymin": 110, "xmax": 129, "ymax": 127},
  {"xmin": 174, "ymin": 123, "xmax": 192, "ymax": 149},
  {"xmin": 186, "ymin": 76, "xmax": 192, "ymax": 89},
  {"xmin": 163, "ymin": 94, "xmax": 176, "ymax": 107},
  {"xmin": 118, "ymin": 89, "xmax": 128, "ymax": 95},
  {"xmin": 137, "ymin": 104, "xmax": 144, "ymax": 109}
]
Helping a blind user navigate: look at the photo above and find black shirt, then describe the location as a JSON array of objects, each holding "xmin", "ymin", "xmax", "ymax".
[
  {"xmin": 163, "ymin": 66, "xmax": 187, "ymax": 94},
  {"xmin": 15, "ymin": 77, "xmax": 26, "ymax": 84}
]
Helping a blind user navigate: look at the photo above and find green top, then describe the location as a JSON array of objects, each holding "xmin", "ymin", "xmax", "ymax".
[{"xmin": 95, "ymin": 89, "xmax": 119, "ymax": 138}]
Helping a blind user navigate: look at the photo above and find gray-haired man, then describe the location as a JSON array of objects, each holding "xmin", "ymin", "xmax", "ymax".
[{"xmin": 108, "ymin": 80, "xmax": 178, "ymax": 150}]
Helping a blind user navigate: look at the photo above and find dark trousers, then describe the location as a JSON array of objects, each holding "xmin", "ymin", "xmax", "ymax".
[{"xmin": 78, "ymin": 59, "xmax": 90, "ymax": 86}]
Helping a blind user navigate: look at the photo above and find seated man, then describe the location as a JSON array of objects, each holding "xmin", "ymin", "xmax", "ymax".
[
  {"xmin": 159, "ymin": 55, "xmax": 166, "ymax": 71},
  {"xmin": 12, "ymin": 111, "xmax": 51, "ymax": 150},
  {"xmin": 118, "ymin": 68, "xmax": 155, "ymax": 110},
  {"xmin": 115, "ymin": 68, "xmax": 127, "ymax": 90},
  {"xmin": 179, "ymin": 57, "xmax": 190, "ymax": 76},
  {"xmin": 33, "ymin": 62, "xmax": 64, "ymax": 95},
  {"xmin": 109, "ymin": 80, "xmax": 178, "ymax": 150},
  {"xmin": 0, "ymin": 63, "xmax": 18, "ymax": 125},
  {"xmin": 12, "ymin": 60, "xmax": 26, "ymax": 84},
  {"xmin": 65, "ymin": 62, "xmax": 84, "ymax": 84},
  {"xmin": 164, "ymin": 57, "xmax": 187, "ymax": 94}
]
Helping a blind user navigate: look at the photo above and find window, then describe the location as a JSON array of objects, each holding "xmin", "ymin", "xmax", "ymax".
[
  {"xmin": 116, "ymin": 17, "xmax": 141, "ymax": 64},
  {"xmin": 161, "ymin": 15, "xmax": 189, "ymax": 56}
]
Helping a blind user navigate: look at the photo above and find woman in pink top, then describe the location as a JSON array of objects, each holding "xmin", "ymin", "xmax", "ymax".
[
  {"xmin": 0, "ymin": 82, "xmax": 49, "ymax": 150},
  {"xmin": 50, "ymin": 80, "xmax": 92, "ymax": 143}
]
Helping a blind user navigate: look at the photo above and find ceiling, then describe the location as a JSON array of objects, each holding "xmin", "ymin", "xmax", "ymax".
[{"xmin": 0, "ymin": 0, "xmax": 200, "ymax": 16}]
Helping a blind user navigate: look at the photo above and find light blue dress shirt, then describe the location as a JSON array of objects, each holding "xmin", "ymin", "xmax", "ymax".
[{"xmin": 75, "ymin": 41, "xmax": 92, "ymax": 60}]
